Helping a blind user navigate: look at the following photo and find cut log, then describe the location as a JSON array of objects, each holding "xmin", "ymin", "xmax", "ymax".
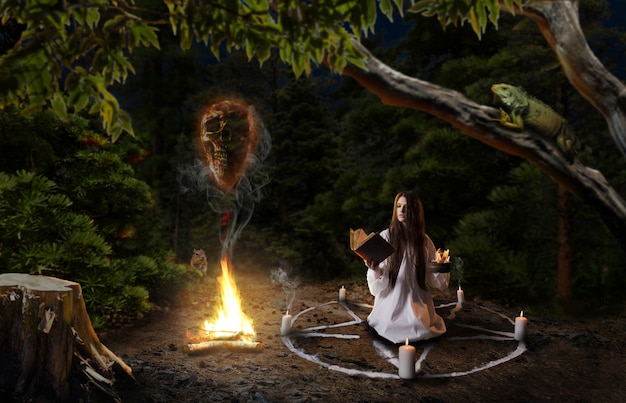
[
  {"xmin": 0, "ymin": 273, "xmax": 133, "ymax": 402},
  {"xmin": 182, "ymin": 339, "xmax": 266, "ymax": 354}
]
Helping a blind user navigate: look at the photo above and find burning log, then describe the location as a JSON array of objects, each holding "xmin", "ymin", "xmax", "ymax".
[
  {"xmin": 198, "ymin": 329, "xmax": 244, "ymax": 341},
  {"xmin": 182, "ymin": 339, "xmax": 266, "ymax": 354},
  {"xmin": 0, "ymin": 273, "xmax": 133, "ymax": 401}
]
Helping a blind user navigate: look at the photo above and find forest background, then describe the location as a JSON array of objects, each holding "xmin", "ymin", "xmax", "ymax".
[{"xmin": 0, "ymin": 0, "xmax": 625, "ymax": 331}]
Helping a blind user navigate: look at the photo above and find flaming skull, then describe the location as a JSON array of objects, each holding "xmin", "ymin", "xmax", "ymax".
[{"xmin": 199, "ymin": 101, "xmax": 258, "ymax": 192}]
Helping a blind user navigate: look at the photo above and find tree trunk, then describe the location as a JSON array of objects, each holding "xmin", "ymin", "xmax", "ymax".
[
  {"xmin": 557, "ymin": 186, "xmax": 573, "ymax": 302},
  {"xmin": 520, "ymin": 0, "xmax": 626, "ymax": 159},
  {"xmin": 174, "ymin": 191, "xmax": 180, "ymax": 258},
  {"xmin": 0, "ymin": 273, "xmax": 133, "ymax": 402},
  {"xmin": 555, "ymin": 76, "xmax": 572, "ymax": 302}
]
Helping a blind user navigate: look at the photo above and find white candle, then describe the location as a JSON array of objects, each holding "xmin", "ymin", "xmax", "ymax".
[
  {"xmin": 398, "ymin": 337, "xmax": 416, "ymax": 379},
  {"xmin": 457, "ymin": 286, "xmax": 465, "ymax": 303},
  {"xmin": 514, "ymin": 311, "xmax": 528, "ymax": 341},
  {"xmin": 338, "ymin": 285, "xmax": 346, "ymax": 302},
  {"xmin": 280, "ymin": 312, "xmax": 292, "ymax": 336}
]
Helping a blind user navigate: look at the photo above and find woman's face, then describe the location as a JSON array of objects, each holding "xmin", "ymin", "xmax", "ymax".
[{"xmin": 396, "ymin": 196, "xmax": 408, "ymax": 223}]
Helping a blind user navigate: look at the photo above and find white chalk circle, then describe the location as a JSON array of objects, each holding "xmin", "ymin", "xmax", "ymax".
[{"xmin": 281, "ymin": 299, "xmax": 527, "ymax": 379}]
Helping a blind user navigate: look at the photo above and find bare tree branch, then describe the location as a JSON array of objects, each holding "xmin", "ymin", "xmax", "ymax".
[{"xmin": 341, "ymin": 40, "xmax": 626, "ymax": 252}]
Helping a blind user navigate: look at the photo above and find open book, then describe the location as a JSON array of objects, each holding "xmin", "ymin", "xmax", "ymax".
[{"xmin": 349, "ymin": 228, "xmax": 395, "ymax": 263}]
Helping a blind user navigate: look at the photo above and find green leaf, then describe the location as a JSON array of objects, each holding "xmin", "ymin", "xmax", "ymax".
[
  {"xmin": 89, "ymin": 100, "xmax": 101, "ymax": 115},
  {"xmin": 44, "ymin": 11, "xmax": 67, "ymax": 30},
  {"xmin": 51, "ymin": 93, "xmax": 68, "ymax": 122},
  {"xmin": 129, "ymin": 23, "xmax": 160, "ymax": 50},
  {"xmin": 469, "ymin": 8, "xmax": 479, "ymax": 37},
  {"xmin": 85, "ymin": 7, "xmax": 100, "ymax": 27},
  {"xmin": 73, "ymin": 92, "xmax": 90, "ymax": 113},
  {"xmin": 393, "ymin": 0, "xmax": 404, "ymax": 17},
  {"xmin": 292, "ymin": 53, "xmax": 305, "ymax": 78},
  {"xmin": 344, "ymin": 43, "xmax": 367, "ymax": 71},
  {"xmin": 410, "ymin": 0, "xmax": 435, "ymax": 14},
  {"xmin": 110, "ymin": 123, "xmax": 123, "ymax": 143},
  {"xmin": 180, "ymin": 23, "xmax": 192, "ymax": 50},
  {"xmin": 487, "ymin": 0, "xmax": 501, "ymax": 27},
  {"xmin": 503, "ymin": 0, "xmax": 515, "ymax": 14},
  {"xmin": 103, "ymin": 14, "xmax": 126, "ymax": 32},
  {"xmin": 379, "ymin": 0, "xmax": 392, "ymax": 20},
  {"xmin": 257, "ymin": 43, "xmax": 271, "ymax": 64},
  {"xmin": 245, "ymin": 37, "xmax": 254, "ymax": 60},
  {"xmin": 118, "ymin": 109, "xmax": 134, "ymax": 137}
]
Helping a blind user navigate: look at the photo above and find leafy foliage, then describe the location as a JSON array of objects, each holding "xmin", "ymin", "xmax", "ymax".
[
  {"xmin": 0, "ymin": 0, "xmax": 518, "ymax": 138},
  {"xmin": 411, "ymin": 0, "xmax": 523, "ymax": 39},
  {"xmin": 0, "ymin": 0, "xmax": 154, "ymax": 139},
  {"xmin": 0, "ymin": 107, "xmax": 197, "ymax": 328},
  {"xmin": 449, "ymin": 162, "xmax": 558, "ymax": 300},
  {"xmin": 0, "ymin": 170, "xmax": 111, "ymax": 275}
]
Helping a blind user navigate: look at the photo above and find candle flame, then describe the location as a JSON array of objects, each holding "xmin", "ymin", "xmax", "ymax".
[
  {"xmin": 405, "ymin": 337, "xmax": 409, "ymax": 346},
  {"xmin": 520, "ymin": 310, "xmax": 524, "ymax": 317}
]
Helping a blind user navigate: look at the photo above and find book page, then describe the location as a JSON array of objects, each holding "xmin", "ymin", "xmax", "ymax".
[
  {"xmin": 349, "ymin": 228, "xmax": 394, "ymax": 263},
  {"xmin": 350, "ymin": 228, "xmax": 375, "ymax": 250}
]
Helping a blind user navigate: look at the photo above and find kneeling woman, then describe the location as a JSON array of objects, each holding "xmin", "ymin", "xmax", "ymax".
[{"xmin": 366, "ymin": 191, "xmax": 449, "ymax": 344}]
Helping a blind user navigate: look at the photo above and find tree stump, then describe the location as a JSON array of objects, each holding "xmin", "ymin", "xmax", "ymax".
[{"xmin": 0, "ymin": 273, "xmax": 133, "ymax": 402}]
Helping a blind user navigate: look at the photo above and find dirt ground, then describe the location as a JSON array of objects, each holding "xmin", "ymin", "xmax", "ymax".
[{"xmin": 100, "ymin": 267, "xmax": 626, "ymax": 403}]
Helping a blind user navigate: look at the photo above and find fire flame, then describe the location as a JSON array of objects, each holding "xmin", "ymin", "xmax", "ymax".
[
  {"xmin": 203, "ymin": 256, "xmax": 255, "ymax": 342},
  {"xmin": 435, "ymin": 248, "xmax": 450, "ymax": 263}
]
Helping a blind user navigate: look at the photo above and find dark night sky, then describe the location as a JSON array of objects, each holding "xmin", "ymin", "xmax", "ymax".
[{"xmin": 607, "ymin": 0, "xmax": 626, "ymax": 28}]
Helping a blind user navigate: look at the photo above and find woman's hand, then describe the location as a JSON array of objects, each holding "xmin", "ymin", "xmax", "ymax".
[{"xmin": 367, "ymin": 260, "xmax": 384, "ymax": 279}]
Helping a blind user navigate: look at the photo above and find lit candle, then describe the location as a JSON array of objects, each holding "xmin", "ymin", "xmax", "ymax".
[
  {"xmin": 398, "ymin": 337, "xmax": 416, "ymax": 379},
  {"xmin": 338, "ymin": 285, "xmax": 346, "ymax": 302},
  {"xmin": 280, "ymin": 311, "xmax": 292, "ymax": 336},
  {"xmin": 457, "ymin": 286, "xmax": 465, "ymax": 304},
  {"xmin": 514, "ymin": 311, "xmax": 528, "ymax": 341}
]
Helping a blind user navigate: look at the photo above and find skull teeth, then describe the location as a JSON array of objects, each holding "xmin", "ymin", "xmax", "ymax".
[{"xmin": 210, "ymin": 147, "xmax": 228, "ymax": 178}]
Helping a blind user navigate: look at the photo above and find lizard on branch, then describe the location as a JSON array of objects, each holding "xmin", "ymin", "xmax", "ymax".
[{"xmin": 491, "ymin": 83, "xmax": 591, "ymax": 162}]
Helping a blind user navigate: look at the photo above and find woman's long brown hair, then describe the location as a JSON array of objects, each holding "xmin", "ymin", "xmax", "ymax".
[{"xmin": 386, "ymin": 191, "xmax": 427, "ymax": 290}]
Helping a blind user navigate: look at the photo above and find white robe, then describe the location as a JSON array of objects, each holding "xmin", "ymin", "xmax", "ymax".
[{"xmin": 366, "ymin": 229, "xmax": 449, "ymax": 344}]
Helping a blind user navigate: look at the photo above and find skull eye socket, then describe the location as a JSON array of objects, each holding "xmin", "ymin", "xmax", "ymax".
[{"xmin": 203, "ymin": 118, "xmax": 223, "ymax": 134}]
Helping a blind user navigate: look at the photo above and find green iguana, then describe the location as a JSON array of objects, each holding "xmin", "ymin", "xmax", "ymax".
[{"xmin": 491, "ymin": 83, "xmax": 591, "ymax": 162}]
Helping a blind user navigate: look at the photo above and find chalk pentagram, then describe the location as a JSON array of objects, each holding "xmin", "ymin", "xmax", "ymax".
[{"xmin": 281, "ymin": 298, "xmax": 527, "ymax": 379}]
